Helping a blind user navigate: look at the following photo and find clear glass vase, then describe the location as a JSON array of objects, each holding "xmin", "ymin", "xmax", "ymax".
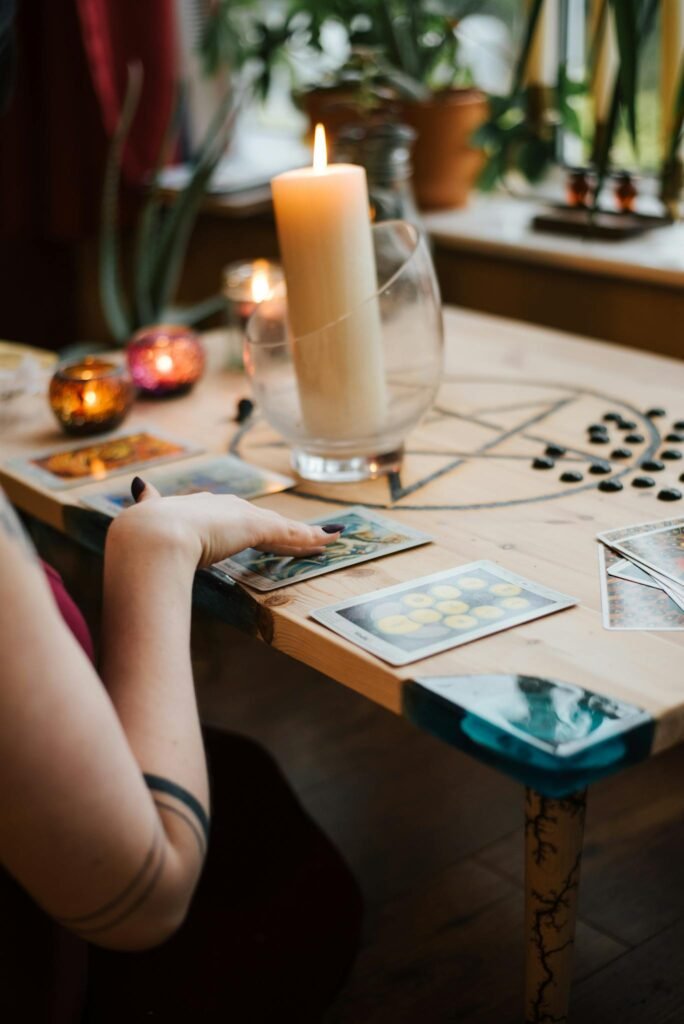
[{"xmin": 244, "ymin": 220, "xmax": 443, "ymax": 483}]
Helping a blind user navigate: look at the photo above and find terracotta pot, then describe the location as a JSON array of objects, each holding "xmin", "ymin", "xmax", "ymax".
[
  {"xmin": 297, "ymin": 88, "xmax": 401, "ymax": 145},
  {"xmin": 400, "ymin": 89, "xmax": 488, "ymax": 210}
]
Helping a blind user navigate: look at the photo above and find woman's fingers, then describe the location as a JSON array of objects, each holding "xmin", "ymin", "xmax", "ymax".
[
  {"xmin": 131, "ymin": 477, "xmax": 161, "ymax": 503},
  {"xmin": 253, "ymin": 513, "xmax": 342, "ymax": 555}
]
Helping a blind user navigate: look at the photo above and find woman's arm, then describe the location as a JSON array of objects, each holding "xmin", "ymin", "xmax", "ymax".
[{"xmin": 0, "ymin": 485, "xmax": 338, "ymax": 950}]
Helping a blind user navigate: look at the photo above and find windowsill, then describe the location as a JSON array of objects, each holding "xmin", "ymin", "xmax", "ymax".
[{"xmin": 423, "ymin": 194, "xmax": 684, "ymax": 290}]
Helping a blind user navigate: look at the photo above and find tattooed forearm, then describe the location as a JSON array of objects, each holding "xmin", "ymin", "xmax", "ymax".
[{"xmin": 55, "ymin": 825, "xmax": 166, "ymax": 936}]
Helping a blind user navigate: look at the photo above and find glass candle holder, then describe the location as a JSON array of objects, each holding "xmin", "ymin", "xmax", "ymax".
[
  {"xmin": 244, "ymin": 220, "xmax": 443, "ymax": 483},
  {"xmin": 222, "ymin": 259, "xmax": 284, "ymax": 369},
  {"xmin": 126, "ymin": 325, "xmax": 205, "ymax": 397},
  {"xmin": 49, "ymin": 358, "xmax": 134, "ymax": 436}
]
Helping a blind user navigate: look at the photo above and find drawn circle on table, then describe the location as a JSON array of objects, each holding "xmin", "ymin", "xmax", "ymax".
[{"xmin": 231, "ymin": 377, "xmax": 663, "ymax": 511}]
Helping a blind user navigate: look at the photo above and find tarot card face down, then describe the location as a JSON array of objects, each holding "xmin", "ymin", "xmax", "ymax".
[
  {"xmin": 310, "ymin": 561, "xmax": 577, "ymax": 666},
  {"xmin": 213, "ymin": 506, "xmax": 432, "ymax": 591},
  {"xmin": 5, "ymin": 429, "xmax": 202, "ymax": 490},
  {"xmin": 598, "ymin": 546, "xmax": 684, "ymax": 631},
  {"xmin": 81, "ymin": 455, "xmax": 294, "ymax": 516}
]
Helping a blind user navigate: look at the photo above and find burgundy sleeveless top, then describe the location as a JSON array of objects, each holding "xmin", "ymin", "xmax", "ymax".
[{"xmin": 41, "ymin": 561, "xmax": 95, "ymax": 662}]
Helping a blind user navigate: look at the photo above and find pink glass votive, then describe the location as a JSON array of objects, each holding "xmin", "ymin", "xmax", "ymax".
[{"xmin": 126, "ymin": 325, "xmax": 205, "ymax": 397}]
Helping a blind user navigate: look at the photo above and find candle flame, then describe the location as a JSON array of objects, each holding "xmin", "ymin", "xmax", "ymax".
[
  {"xmin": 90, "ymin": 458, "xmax": 107, "ymax": 480},
  {"xmin": 83, "ymin": 389, "xmax": 97, "ymax": 407},
  {"xmin": 156, "ymin": 353, "xmax": 174, "ymax": 373},
  {"xmin": 312, "ymin": 123, "xmax": 328, "ymax": 173},
  {"xmin": 251, "ymin": 260, "xmax": 272, "ymax": 303}
]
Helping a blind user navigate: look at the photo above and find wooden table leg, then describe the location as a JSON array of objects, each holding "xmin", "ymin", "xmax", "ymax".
[{"xmin": 524, "ymin": 787, "xmax": 587, "ymax": 1024}]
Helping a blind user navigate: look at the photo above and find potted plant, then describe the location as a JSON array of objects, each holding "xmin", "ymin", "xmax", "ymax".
[{"xmin": 200, "ymin": 0, "xmax": 489, "ymax": 210}]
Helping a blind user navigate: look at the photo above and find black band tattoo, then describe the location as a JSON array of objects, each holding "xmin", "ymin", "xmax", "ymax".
[
  {"xmin": 143, "ymin": 774, "xmax": 210, "ymax": 845},
  {"xmin": 153, "ymin": 799, "xmax": 207, "ymax": 858},
  {"xmin": 56, "ymin": 825, "xmax": 166, "ymax": 936}
]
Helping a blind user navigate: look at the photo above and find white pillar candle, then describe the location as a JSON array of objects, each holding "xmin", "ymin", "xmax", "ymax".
[
  {"xmin": 661, "ymin": 0, "xmax": 684, "ymax": 157},
  {"xmin": 271, "ymin": 125, "xmax": 386, "ymax": 443},
  {"xmin": 524, "ymin": 0, "xmax": 559, "ymax": 89},
  {"xmin": 591, "ymin": 0, "xmax": 619, "ymax": 126}
]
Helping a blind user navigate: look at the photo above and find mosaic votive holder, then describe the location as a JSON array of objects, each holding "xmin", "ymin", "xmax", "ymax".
[
  {"xmin": 126, "ymin": 325, "xmax": 205, "ymax": 397},
  {"xmin": 49, "ymin": 358, "xmax": 134, "ymax": 436}
]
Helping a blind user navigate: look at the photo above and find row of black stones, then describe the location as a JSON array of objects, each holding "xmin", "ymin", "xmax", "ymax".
[{"xmin": 529, "ymin": 408, "xmax": 683, "ymax": 501}]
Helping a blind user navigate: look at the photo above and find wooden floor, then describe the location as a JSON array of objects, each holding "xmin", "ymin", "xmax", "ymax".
[{"xmin": 193, "ymin": 616, "xmax": 684, "ymax": 1024}]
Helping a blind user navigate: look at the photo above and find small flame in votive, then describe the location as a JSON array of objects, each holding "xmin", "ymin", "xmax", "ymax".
[
  {"xmin": 90, "ymin": 458, "xmax": 107, "ymax": 480},
  {"xmin": 83, "ymin": 389, "xmax": 97, "ymax": 407},
  {"xmin": 313, "ymin": 123, "xmax": 328, "ymax": 173},
  {"xmin": 251, "ymin": 260, "xmax": 272, "ymax": 303},
  {"xmin": 156, "ymin": 353, "xmax": 174, "ymax": 373}
]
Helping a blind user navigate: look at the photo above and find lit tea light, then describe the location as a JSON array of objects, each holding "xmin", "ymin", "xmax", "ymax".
[
  {"xmin": 126, "ymin": 324, "xmax": 205, "ymax": 397},
  {"xmin": 49, "ymin": 358, "xmax": 134, "ymax": 436},
  {"xmin": 223, "ymin": 258, "xmax": 284, "ymax": 328}
]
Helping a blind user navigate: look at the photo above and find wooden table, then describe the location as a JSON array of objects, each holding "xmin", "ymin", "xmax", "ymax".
[{"xmin": 3, "ymin": 309, "xmax": 684, "ymax": 1023}]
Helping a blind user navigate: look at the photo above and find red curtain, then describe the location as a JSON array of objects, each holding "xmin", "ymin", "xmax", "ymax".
[{"xmin": 0, "ymin": 0, "xmax": 177, "ymax": 241}]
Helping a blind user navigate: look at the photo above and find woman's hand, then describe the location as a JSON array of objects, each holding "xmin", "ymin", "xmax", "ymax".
[{"xmin": 109, "ymin": 476, "xmax": 344, "ymax": 569}]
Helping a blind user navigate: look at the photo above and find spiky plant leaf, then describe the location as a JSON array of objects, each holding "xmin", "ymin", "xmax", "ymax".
[
  {"xmin": 100, "ymin": 63, "xmax": 142, "ymax": 343},
  {"xmin": 146, "ymin": 86, "xmax": 238, "ymax": 320},
  {"xmin": 608, "ymin": 0, "xmax": 638, "ymax": 147},
  {"xmin": 164, "ymin": 294, "xmax": 227, "ymax": 326},
  {"xmin": 513, "ymin": 0, "xmax": 545, "ymax": 93}
]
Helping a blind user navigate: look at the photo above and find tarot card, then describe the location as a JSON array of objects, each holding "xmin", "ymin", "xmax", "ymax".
[
  {"xmin": 4, "ymin": 428, "xmax": 202, "ymax": 490},
  {"xmin": 598, "ymin": 517, "xmax": 684, "ymax": 584},
  {"xmin": 81, "ymin": 455, "xmax": 294, "ymax": 517},
  {"xmin": 598, "ymin": 546, "xmax": 684, "ymax": 631},
  {"xmin": 607, "ymin": 558, "xmax": 662, "ymax": 590},
  {"xmin": 310, "ymin": 561, "xmax": 576, "ymax": 666},
  {"xmin": 213, "ymin": 506, "xmax": 432, "ymax": 591}
]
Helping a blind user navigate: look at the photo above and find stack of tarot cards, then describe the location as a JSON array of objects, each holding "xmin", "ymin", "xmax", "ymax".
[{"xmin": 597, "ymin": 517, "xmax": 684, "ymax": 630}]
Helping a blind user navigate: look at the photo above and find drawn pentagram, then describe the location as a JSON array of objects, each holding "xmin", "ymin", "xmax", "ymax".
[{"xmin": 231, "ymin": 375, "xmax": 664, "ymax": 511}]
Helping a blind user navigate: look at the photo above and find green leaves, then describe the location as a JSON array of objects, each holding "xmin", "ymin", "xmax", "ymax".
[{"xmin": 100, "ymin": 66, "xmax": 237, "ymax": 344}]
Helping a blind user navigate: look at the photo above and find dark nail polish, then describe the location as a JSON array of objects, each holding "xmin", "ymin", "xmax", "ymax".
[
  {"xmin": 131, "ymin": 476, "xmax": 146, "ymax": 502},
  {"xmin": 322, "ymin": 523, "xmax": 346, "ymax": 534}
]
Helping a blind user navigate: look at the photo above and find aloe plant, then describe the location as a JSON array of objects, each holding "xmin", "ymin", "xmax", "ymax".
[{"xmin": 100, "ymin": 63, "xmax": 237, "ymax": 344}]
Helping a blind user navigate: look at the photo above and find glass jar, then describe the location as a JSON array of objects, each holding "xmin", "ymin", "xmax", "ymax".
[
  {"xmin": 333, "ymin": 123, "xmax": 423, "ymax": 229},
  {"xmin": 244, "ymin": 220, "xmax": 443, "ymax": 483}
]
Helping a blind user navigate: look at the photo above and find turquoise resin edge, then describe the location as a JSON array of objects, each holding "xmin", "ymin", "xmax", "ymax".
[{"xmin": 403, "ymin": 674, "xmax": 654, "ymax": 797}]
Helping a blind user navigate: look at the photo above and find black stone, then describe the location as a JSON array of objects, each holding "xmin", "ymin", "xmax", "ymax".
[
  {"xmin": 589, "ymin": 461, "xmax": 612, "ymax": 475},
  {"xmin": 665, "ymin": 433, "xmax": 683, "ymax": 442},
  {"xmin": 632, "ymin": 476, "xmax": 655, "ymax": 489},
  {"xmin": 624, "ymin": 433, "xmax": 644, "ymax": 444},
  {"xmin": 658, "ymin": 488, "xmax": 682, "ymax": 502},
  {"xmin": 611, "ymin": 448, "xmax": 632, "ymax": 459},
  {"xmin": 646, "ymin": 407, "xmax": 667, "ymax": 418},
  {"xmin": 532, "ymin": 456, "xmax": 555, "ymax": 470},
  {"xmin": 588, "ymin": 423, "xmax": 608, "ymax": 434},
  {"xmin": 603, "ymin": 412, "xmax": 622, "ymax": 422},
  {"xmin": 674, "ymin": 420, "xmax": 684, "ymax": 431},
  {"xmin": 235, "ymin": 397, "xmax": 254, "ymax": 423},
  {"xmin": 589, "ymin": 434, "xmax": 610, "ymax": 444},
  {"xmin": 560, "ymin": 470, "xmax": 583, "ymax": 483},
  {"xmin": 598, "ymin": 479, "xmax": 623, "ymax": 493},
  {"xmin": 545, "ymin": 444, "xmax": 567, "ymax": 458},
  {"xmin": 641, "ymin": 459, "xmax": 665, "ymax": 472},
  {"xmin": 661, "ymin": 449, "xmax": 682, "ymax": 461},
  {"xmin": 617, "ymin": 419, "xmax": 637, "ymax": 431}
]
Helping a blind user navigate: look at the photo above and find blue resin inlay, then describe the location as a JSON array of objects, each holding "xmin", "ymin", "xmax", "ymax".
[{"xmin": 403, "ymin": 675, "xmax": 654, "ymax": 797}]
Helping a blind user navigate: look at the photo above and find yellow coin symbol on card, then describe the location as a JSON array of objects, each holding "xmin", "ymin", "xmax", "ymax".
[
  {"xmin": 444, "ymin": 614, "xmax": 478, "ymax": 629},
  {"xmin": 408, "ymin": 608, "xmax": 443, "ymax": 624},
  {"xmin": 458, "ymin": 577, "xmax": 487, "ymax": 590},
  {"xmin": 472, "ymin": 605, "xmax": 505, "ymax": 620},
  {"xmin": 435, "ymin": 600, "xmax": 470, "ymax": 615},
  {"xmin": 501, "ymin": 597, "xmax": 530, "ymax": 610},
  {"xmin": 401, "ymin": 593, "xmax": 434, "ymax": 608},
  {"xmin": 490, "ymin": 582, "xmax": 522, "ymax": 597},
  {"xmin": 430, "ymin": 584, "xmax": 461, "ymax": 599},
  {"xmin": 376, "ymin": 615, "xmax": 423, "ymax": 634}
]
